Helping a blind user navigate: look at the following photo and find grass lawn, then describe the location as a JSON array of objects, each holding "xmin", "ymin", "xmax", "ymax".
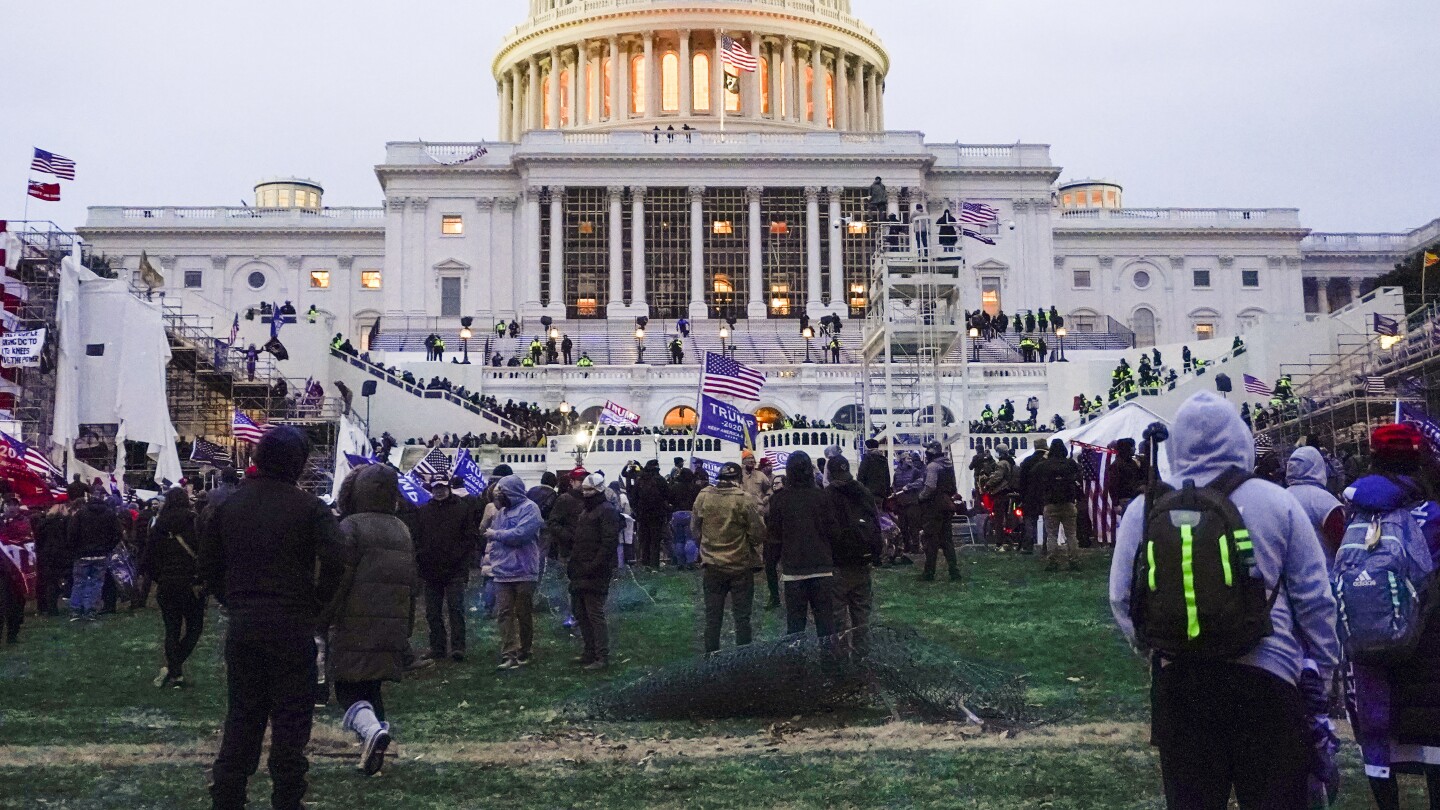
[{"xmin": 0, "ymin": 549, "xmax": 1429, "ymax": 808}]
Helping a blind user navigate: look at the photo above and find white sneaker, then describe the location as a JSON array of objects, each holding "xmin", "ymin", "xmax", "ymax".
[
  {"xmin": 360, "ymin": 722, "xmax": 391, "ymax": 775},
  {"xmin": 152, "ymin": 667, "xmax": 169, "ymax": 688}
]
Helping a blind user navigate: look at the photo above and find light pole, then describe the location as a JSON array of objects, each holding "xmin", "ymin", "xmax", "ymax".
[
  {"xmin": 1055, "ymin": 327, "xmax": 1067, "ymax": 362},
  {"xmin": 559, "ymin": 400, "xmax": 572, "ymax": 430},
  {"xmin": 459, "ymin": 326, "xmax": 472, "ymax": 364},
  {"xmin": 634, "ymin": 327, "xmax": 646, "ymax": 364},
  {"xmin": 969, "ymin": 327, "xmax": 981, "ymax": 363},
  {"xmin": 802, "ymin": 325, "xmax": 815, "ymax": 363},
  {"xmin": 719, "ymin": 324, "xmax": 730, "ymax": 357}
]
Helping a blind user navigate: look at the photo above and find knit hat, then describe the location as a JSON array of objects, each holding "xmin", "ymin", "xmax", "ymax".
[
  {"xmin": 492, "ymin": 464, "xmax": 514, "ymax": 477},
  {"xmin": 718, "ymin": 462, "xmax": 743, "ymax": 481},
  {"xmin": 581, "ymin": 473, "xmax": 606, "ymax": 495},
  {"xmin": 569, "ymin": 466, "xmax": 589, "ymax": 480}
]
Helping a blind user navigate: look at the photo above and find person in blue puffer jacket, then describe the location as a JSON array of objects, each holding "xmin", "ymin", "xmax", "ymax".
[{"xmin": 483, "ymin": 475, "xmax": 543, "ymax": 671}]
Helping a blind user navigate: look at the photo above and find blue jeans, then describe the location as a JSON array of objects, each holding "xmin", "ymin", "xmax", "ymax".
[
  {"xmin": 670, "ymin": 512, "xmax": 694, "ymax": 565},
  {"xmin": 70, "ymin": 558, "xmax": 107, "ymax": 617}
]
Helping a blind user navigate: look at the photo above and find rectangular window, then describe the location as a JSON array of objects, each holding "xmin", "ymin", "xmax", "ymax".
[
  {"xmin": 441, "ymin": 215, "xmax": 464, "ymax": 235},
  {"xmin": 981, "ymin": 278, "xmax": 1001, "ymax": 316},
  {"xmin": 309, "ymin": 270, "xmax": 331, "ymax": 289},
  {"xmin": 440, "ymin": 277, "xmax": 461, "ymax": 318},
  {"xmin": 184, "ymin": 270, "xmax": 203, "ymax": 289},
  {"xmin": 1242, "ymin": 270, "xmax": 1260, "ymax": 288},
  {"xmin": 1073, "ymin": 269, "xmax": 1091, "ymax": 289},
  {"xmin": 360, "ymin": 270, "xmax": 382, "ymax": 290},
  {"xmin": 1195, "ymin": 323, "xmax": 1216, "ymax": 341},
  {"xmin": 712, "ymin": 220, "xmax": 734, "ymax": 235},
  {"xmin": 1192, "ymin": 269, "xmax": 1211, "ymax": 288}
]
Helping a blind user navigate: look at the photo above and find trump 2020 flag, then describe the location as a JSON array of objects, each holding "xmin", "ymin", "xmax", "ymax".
[
  {"xmin": 453, "ymin": 449, "xmax": 487, "ymax": 496},
  {"xmin": 697, "ymin": 394, "xmax": 758, "ymax": 448},
  {"xmin": 397, "ymin": 471, "xmax": 432, "ymax": 506}
]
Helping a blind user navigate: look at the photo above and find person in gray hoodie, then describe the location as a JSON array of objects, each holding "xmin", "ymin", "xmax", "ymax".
[
  {"xmin": 484, "ymin": 475, "xmax": 544, "ymax": 670},
  {"xmin": 1109, "ymin": 391, "xmax": 1339, "ymax": 808},
  {"xmin": 1285, "ymin": 446, "xmax": 1346, "ymax": 563}
]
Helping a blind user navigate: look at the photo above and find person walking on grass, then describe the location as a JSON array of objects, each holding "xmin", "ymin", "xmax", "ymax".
[
  {"xmin": 66, "ymin": 482, "xmax": 123, "ymax": 621},
  {"xmin": 569, "ymin": 473, "xmax": 621, "ymax": 669},
  {"xmin": 326, "ymin": 464, "xmax": 417, "ymax": 777},
  {"xmin": 412, "ymin": 478, "xmax": 478, "ymax": 663},
  {"xmin": 692, "ymin": 462, "xmax": 766, "ymax": 653},
  {"xmin": 485, "ymin": 475, "xmax": 543, "ymax": 670},
  {"xmin": 1034, "ymin": 439, "xmax": 1084, "ymax": 572},
  {"xmin": 142, "ymin": 488, "xmax": 205, "ymax": 688},
  {"xmin": 767, "ymin": 452, "xmax": 842, "ymax": 639},
  {"xmin": 918, "ymin": 442, "xmax": 961, "ymax": 582},
  {"xmin": 1109, "ymin": 392, "xmax": 1339, "ymax": 810},
  {"xmin": 200, "ymin": 427, "xmax": 345, "ymax": 810},
  {"xmin": 825, "ymin": 456, "xmax": 884, "ymax": 655},
  {"xmin": 0, "ymin": 497, "xmax": 33, "ymax": 645}
]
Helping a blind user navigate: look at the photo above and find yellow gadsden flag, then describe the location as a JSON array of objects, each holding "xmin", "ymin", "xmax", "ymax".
[
  {"xmin": 1425, "ymin": 251, "xmax": 1439, "ymax": 270},
  {"xmin": 137, "ymin": 251, "xmax": 165, "ymax": 290}
]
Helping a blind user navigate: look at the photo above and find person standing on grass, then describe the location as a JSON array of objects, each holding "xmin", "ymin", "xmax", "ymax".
[
  {"xmin": 825, "ymin": 457, "xmax": 884, "ymax": 654},
  {"xmin": 632, "ymin": 460, "xmax": 672, "ymax": 569},
  {"xmin": 767, "ymin": 452, "xmax": 842, "ymax": 639},
  {"xmin": 857, "ymin": 440, "xmax": 891, "ymax": 502},
  {"xmin": 1016, "ymin": 438, "xmax": 1048, "ymax": 556},
  {"xmin": 485, "ymin": 475, "xmax": 543, "ymax": 670},
  {"xmin": 142, "ymin": 488, "xmax": 205, "ymax": 688},
  {"xmin": 569, "ymin": 473, "xmax": 621, "ymax": 670},
  {"xmin": 1109, "ymin": 392, "xmax": 1339, "ymax": 809},
  {"xmin": 200, "ymin": 427, "xmax": 345, "ymax": 810},
  {"xmin": 412, "ymin": 478, "xmax": 478, "ymax": 663},
  {"xmin": 34, "ymin": 484, "xmax": 84, "ymax": 616},
  {"xmin": 66, "ymin": 483, "xmax": 123, "ymax": 621},
  {"xmin": 740, "ymin": 451, "xmax": 777, "ymax": 606},
  {"xmin": 692, "ymin": 462, "xmax": 766, "ymax": 653},
  {"xmin": 326, "ymin": 464, "xmax": 417, "ymax": 777},
  {"xmin": 917, "ymin": 442, "xmax": 961, "ymax": 582},
  {"xmin": 1034, "ymin": 439, "xmax": 1084, "ymax": 572},
  {"xmin": 0, "ymin": 497, "xmax": 33, "ymax": 645}
]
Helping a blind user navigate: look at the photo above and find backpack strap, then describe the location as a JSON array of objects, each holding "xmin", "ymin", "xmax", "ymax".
[
  {"xmin": 1207, "ymin": 467, "xmax": 1253, "ymax": 498},
  {"xmin": 172, "ymin": 533, "xmax": 198, "ymax": 560}
]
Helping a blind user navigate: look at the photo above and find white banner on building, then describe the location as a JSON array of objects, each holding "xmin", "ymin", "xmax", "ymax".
[
  {"xmin": 0, "ymin": 328, "xmax": 45, "ymax": 368},
  {"xmin": 599, "ymin": 400, "xmax": 640, "ymax": 427}
]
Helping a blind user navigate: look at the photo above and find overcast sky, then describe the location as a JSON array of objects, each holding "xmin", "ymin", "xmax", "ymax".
[{"xmin": 5, "ymin": 0, "xmax": 1437, "ymax": 233}]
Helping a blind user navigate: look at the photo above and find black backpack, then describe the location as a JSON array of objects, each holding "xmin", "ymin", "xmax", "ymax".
[
  {"xmin": 1130, "ymin": 468, "xmax": 1277, "ymax": 660},
  {"xmin": 1041, "ymin": 460, "xmax": 1080, "ymax": 505}
]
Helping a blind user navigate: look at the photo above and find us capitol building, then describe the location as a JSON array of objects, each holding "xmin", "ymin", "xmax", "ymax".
[{"xmin": 79, "ymin": 0, "xmax": 1436, "ymax": 434}]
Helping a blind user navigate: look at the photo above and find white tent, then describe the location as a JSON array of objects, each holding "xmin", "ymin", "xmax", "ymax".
[{"xmin": 1049, "ymin": 401, "xmax": 1173, "ymax": 479}]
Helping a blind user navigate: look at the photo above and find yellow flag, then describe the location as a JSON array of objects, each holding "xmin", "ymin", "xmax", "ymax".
[
  {"xmin": 1426, "ymin": 251, "xmax": 1439, "ymax": 270},
  {"xmin": 137, "ymin": 251, "xmax": 165, "ymax": 290}
]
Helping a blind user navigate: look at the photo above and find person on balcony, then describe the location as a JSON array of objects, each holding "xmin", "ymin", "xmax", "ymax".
[
  {"xmin": 936, "ymin": 208, "xmax": 959, "ymax": 251},
  {"xmin": 561, "ymin": 334, "xmax": 574, "ymax": 365}
]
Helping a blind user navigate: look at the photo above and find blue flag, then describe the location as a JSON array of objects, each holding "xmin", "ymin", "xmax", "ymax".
[
  {"xmin": 697, "ymin": 394, "xmax": 758, "ymax": 448},
  {"xmin": 397, "ymin": 471, "xmax": 432, "ymax": 506},
  {"xmin": 454, "ymin": 449, "xmax": 487, "ymax": 496},
  {"xmin": 344, "ymin": 452, "xmax": 376, "ymax": 468},
  {"xmin": 270, "ymin": 302, "xmax": 284, "ymax": 339},
  {"xmin": 694, "ymin": 458, "xmax": 724, "ymax": 485},
  {"xmin": 1398, "ymin": 402, "xmax": 1440, "ymax": 461}
]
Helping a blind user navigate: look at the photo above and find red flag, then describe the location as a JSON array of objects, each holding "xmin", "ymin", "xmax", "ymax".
[{"xmin": 27, "ymin": 182, "xmax": 60, "ymax": 202}]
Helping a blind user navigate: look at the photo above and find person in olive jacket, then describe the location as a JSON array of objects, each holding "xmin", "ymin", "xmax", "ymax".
[
  {"xmin": 326, "ymin": 464, "xmax": 418, "ymax": 777},
  {"xmin": 411, "ymin": 480, "xmax": 478, "ymax": 662},
  {"xmin": 567, "ymin": 473, "xmax": 621, "ymax": 669},
  {"xmin": 691, "ymin": 462, "xmax": 766, "ymax": 653},
  {"xmin": 142, "ymin": 488, "xmax": 205, "ymax": 689},
  {"xmin": 766, "ymin": 452, "xmax": 842, "ymax": 638}
]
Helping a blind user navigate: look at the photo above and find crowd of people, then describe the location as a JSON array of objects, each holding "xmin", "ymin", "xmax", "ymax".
[{"xmin": 968, "ymin": 396, "xmax": 1066, "ymax": 435}]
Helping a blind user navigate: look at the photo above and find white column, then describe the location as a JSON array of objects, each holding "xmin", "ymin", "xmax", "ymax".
[
  {"xmin": 827, "ymin": 187, "xmax": 844, "ymax": 308},
  {"xmin": 834, "ymin": 50, "xmax": 848, "ymax": 131},
  {"xmin": 747, "ymin": 31, "xmax": 762, "ymax": 118},
  {"xmin": 527, "ymin": 57, "xmax": 541, "ymax": 131},
  {"xmin": 523, "ymin": 187, "xmax": 542, "ymax": 309},
  {"xmin": 876, "ymin": 70, "xmax": 885, "ymax": 130},
  {"xmin": 576, "ymin": 42, "xmax": 589, "ymax": 126},
  {"xmin": 513, "ymin": 68, "xmax": 524, "ymax": 137},
  {"xmin": 747, "ymin": 186, "xmax": 764, "ymax": 318},
  {"xmin": 868, "ymin": 68, "xmax": 880, "ymax": 131},
  {"xmin": 619, "ymin": 41, "xmax": 633, "ymax": 121},
  {"xmin": 805, "ymin": 186, "xmax": 822, "ymax": 312},
  {"xmin": 643, "ymin": 32, "xmax": 656, "ymax": 119},
  {"xmin": 855, "ymin": 64, "xmax": 868, "ymax": 132},
  {"xmin": 608, "ymin": 36, "xmax": 621, "ymax": 122},
  {"xmin": 547, "ymin": 186, "xmax": 564, "ymax": 310},
  {"xmin": 810, "ymin": 43, "xmax": 823, "ymax": 125},
  {"xmin": 499, "ymin": 75, "xmax": 511, "ymax": 140},
  {"xmin": 783, "ymin": 38, "xmax": 797, "ymax": 122},
  {"xmin": 547, "ymin": 48, "xmax": 561, "ymax": 129},
  {"xmin": 679, "ymin": 30, "xmax": 692, "ymax": 115},
  {"xmin": 607, "ymin": 186, "xmax": 625, "ymax": 314},
  {"xmin": 631, "ymin": 187, "xmax": 648, "ymax": 309},
  {"xmin": 1316, "ymin": 278, "xmax": 1330, "ymax": 314},
  {"xmin": 689, "ymin": 186, "xmax": 706, "ymax": 319}
]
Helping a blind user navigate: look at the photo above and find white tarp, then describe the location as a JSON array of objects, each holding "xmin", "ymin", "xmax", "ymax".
[
  {"xmin": 1, "ymin": 232, "xmax": 21, "ymax": 271},
  {"xmin": 51, "ymin": 251, "xmax": 96, "ymax": 453},
  {"xmin": 329, "ymin": 413, "xmax": 373, "ymax": 502},
  {"xmin": 1049, "ymin": 401, "xmax": 1174, "ymax": 480}
]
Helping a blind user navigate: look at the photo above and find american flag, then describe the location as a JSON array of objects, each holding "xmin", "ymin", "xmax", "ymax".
[
  {"xmin": 765, "ymin": 450, "xmax": 791, "ymax": 468},
  {"xmin": 703, "ymin": 351, "xmax": 766, "ymax": 401},
  {"xmin": 1077, "ymin": 442, "xmax": 1117, "ymax": 546},
  {"xmin": 189, "ymin": 438, "xmax": 233, "ymax": 466},
  {"xmin": 228, "ymin": 314, "xmax": 240, "ymax": 346},
  {"xmin": 27, "ymin": 182, "xmax": 60, "ymax": 202},
  {"xmin": 1365, "ymin": 376, "xmax": 1388, "ymax": 396},
  {"xmin": 720, "ymin": 35, "xmax": 758, "ymax": 72},
  {"xmin": 960, "ymin": 201, "xmax": 999, "ymax": 226},
  {"xmin": 1398, "ymin": 402, "xmax": 1440, "ymax": 461},
  {"xmin": 962, "ymin": 228, "xmax": 997, "ymax": 246},
  {"xmin": 0, "ymin": 430, "xmax": 63, "ymax": 483},
  {"xmin": 1243, "ymin": 374, "xmax": 1273, "ymax": 397},
  {"xmin": 411, "ymin": 448, "xmax": 452, "ymax": 483},
  {"xmin": 1374, "ymin": 313, "xmax": 1400, "ymax": 337},
  {"xmin": 232, "ymin": 411, "xmax": 271, "ymax": 444},
  {"xmin": 31, "ymin": 148, "xmax": 76, "ymax": 180}
]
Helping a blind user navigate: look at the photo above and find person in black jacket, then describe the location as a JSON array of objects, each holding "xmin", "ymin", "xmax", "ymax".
[
  {"xmin": 1032, "ymin": 439, "xmax": 1084, "ymax": 572},
  {"xmin": 34, "ymin": 485, "xmax": 84, "ymax": 616},
  {"xmin": 1106, "ymin": 438, "xmax": 1145, "ymax": 516},
  {"xmin": 826, "ymin": 457, "xmax": 883, "ymax": 654},
  {"xmin": 568, "ymin": 474, "xmax": 621, "ymax": 669},
  {"xmin": 632, "ymin": 461, "xmax": 671, "ymax": 568},
  {"xmin": 411, "ymin": 480, "xmax": 478, "ymax": 662},
  {"xmin": 66, "ymin": 484, "xmax": 123, "ymax": 620},
  {"xmin": 199, "ymin": 427, "xmax": 344, "ymax": 810},
  {"xmin": 1015, "ymin": 438, "xmax": 1048, "ymax": 555},
  {"xmin": 143, "ymin": 488, "xmax": 204, "ymax": 689},
  {"xmin": 546, "ymin": 469, "xmax": 587, "ymax": 561},
  {"xmin": 767, "ymin": 452, "xmax": 842, "ymax": 638},
  {"xmin": 857, "ymin": 440, "xmax": 891, "ymax": 502}
]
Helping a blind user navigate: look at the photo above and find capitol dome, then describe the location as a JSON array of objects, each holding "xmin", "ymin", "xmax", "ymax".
[{"xmin": 494, "ymin": 0, "xmax": 890, "ymax": 139}]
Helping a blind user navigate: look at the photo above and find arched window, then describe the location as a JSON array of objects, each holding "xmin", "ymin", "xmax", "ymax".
[
  {"xmin": 579, "ymin": 405, "xmax": 604, "ymax": 424},
  {"xmin": 1132, "ymin": 307, "xmax": 1157, "ymax": 348},
  {"xmin": 664, "ymin": 406, "xmax": 697, "ymax": 429},
  {"xmin": 760, "ymin": 57, "xmax": 771, "ymax": 115},
  {"xmin": 559, "ymin": 69, "xmax": 571, "ymax": 126},
  {"xmin": 755, "ymin": 407, "xmax": 785, "ymax": 431},
  {"xmin": 833, "ymin": 404, "xmax": 863, "ymax": 430},
  {"xmin": 602, "ymin": 57, "xmax": 612, "ymax": 118},
  {"xmin": 693, "ymin": 53, "xmax": 711, "ymax": 111},
  {"xmin": 661, "ymin": 52, "xmax": 679, "ymax": 111},
  {"xmin": 631, "ymin": 54, "xmax": 646, "ymax": 114}
]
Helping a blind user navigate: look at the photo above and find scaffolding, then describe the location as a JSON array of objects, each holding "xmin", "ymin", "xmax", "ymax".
[
  {"xmin": 4, "ymin": 223, "xmax": 75, "ymax": 452},
  {"xmin": 861, "ymin": 216, "xmax": 967, "ymax": 456}
]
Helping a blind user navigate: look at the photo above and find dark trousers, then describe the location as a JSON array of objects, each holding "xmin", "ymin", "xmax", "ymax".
[
  {"xmin": 495, "ymin": 580, "xmax": 535, "ymax": 660},
  {"xmin": 702, "ymin": 567, "xmax": 754, "ymax": 653},
  {"xmin": 0, "ymin": 575, "xmax": 22, "ymax": 643},
  {"xmin": 334, "ymin": 679, "xmax": 385, "ymax": 721},
  {"xmin": 783, "ymin": 576, "xmax": 837, "ymax": 638},
  {"xmin": 424, "ymin": 575, "xmax": 467, "ymax": 656},
  {"xmin": 636, "ymin": 518, "xmax": 665, "ymax": 568},
  {"xmin": 570, "ymin": 586, "xmax": 609, "ymax": 662},
  {"xmin": 36, "ymin": 561, "xmax": 63, "ymax": 616},
  {"xmin": 1153, "ymin": 660, "xmax": 1308, "ymax": 810},
  {"xmin": 155, "ymin": 582, "xmax": 205, "ymax": 677},
  {"xmin": 211, "ymin": 632, "xmax": 317, "ymax": 810},
  {"xmin": 833, "ymin": 566, "xmax": 873, "ymax": 654},
  {"xmin": 922, "ymin": 514, "xmax": 959, "ymax": 579},
  {"xmin": 764, "ymin": 559, "xmax": 781, "ymax": 604},
  {"xmin": 1021, "ymin": 513, "xmax": 1039, "ymax": 553}
]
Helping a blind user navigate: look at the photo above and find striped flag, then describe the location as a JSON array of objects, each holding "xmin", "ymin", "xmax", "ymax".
[
  {"xmin": 960, "ymin": 201, "xmax": 999, "ymax": 226},
  {"xmin": 232, "ymin": 411, "xmax": 271, "ymax": 444},
  {"xmin": 228, "ymin": 314, "xmax": 240, "ymax": 346},
  {"xmin": 1365, "ymin": 376, "xmax": 1388, "ymax": 396},
  {"xmin": 31, "ymin": 148, "xmax": 77, "ymax": 180},
  {"xmin": 0, "ymin": 430, "xmax": 63, "ymax": 483},
  {"xmin": 1243, "ymin": 374, "xmax": 1273, "ymax": 397},
  {"xmin": 720, "ymin": 35, "xmax": 758, "ymax": 72},
  {"xmin": 1398, "ymin": 402, "xmax": 1440, "ymax": 462},
  {"xmin": 1374, "ymin": 313, "xmax": 1400, "ymax": 337},
  {"xmin": 764, "ymin": 450, "xmax": 791, "ymax": 468},
  {"xmin": 189, "ymin": 438, "xmax": 233, "ymax": 466},
  {"xmin": 702, "ymin": 351, "xmax": 766, "ymax": 401},
  {"xmin": 962, "ymin": 228, "xmax": 997, "ymax": 246},
  {"xmin": 1425, "ymin": 251, "xmax": 1438, "ymax": 270},
  {"xmin": 1077, "ymin": 443, "xmax": 1117, "ymax": 546},
  {"xmin": 411, "ymin": 448, "xmax": 452, "ymax": 484}
]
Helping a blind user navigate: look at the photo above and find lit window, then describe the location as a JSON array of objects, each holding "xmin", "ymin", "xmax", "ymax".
[
  {"xmin": 805, "ymin": 65, "xmax": 814, "ymax": 122},
  {"xmin": 693, "ymin": 53, "xmax": 710, "ymax": 112},
  {"xmin": 309, "ymin": 270, "xmax": 331, "ymax": 289},
  {"xmin": 1193, "ymin": 269, "xmax": 1211, "ymax": 288},
  {"xmin": 1106, "ymin": 190, "xmax": 1118, "ymax": 206},
  {"xmin": 361, "ymin": 270, "xmax": 382, "ymax": 290},
  {"xmin": 1242, "ymin": 270, "xmax": 1260, "ymax": 288},
  {"xmin": 825, "ymin": 71, "xmax": 834, "ymax": 128},
  {"xmin": 631, "ymin": 55, "xmax": 646, "ymax": 114},
  {"xmin": 577, "ymin": 297, "xmax": 598, "ymax": 316},
  {"xmin": 1073, "ymin": 270, "xmax": 1091, "ymax": 289},
  {"xmin": 770, "ymin": 220, "xmax": 789, "ymax": 235},
  {"xmin": 602, "ymin": 57, "xmax": 612, "ymax": 117},
  {"xmin": 849, "ymin": 283, "xmax": 867, "ymax": 310},
  {"xmin": 578, "ymin": 221, "xmax": 595, "ymax": 235},
  {"xmin": 769, "ymin": 284, "xmax": 792, "ymax": 316},
  {"xmin": 560, "ymin": 69, "xmax": 571, "ymax": 126},
  {"xmin": 441, "ymin": 215, "xmax": 464, "ymax": 235},
  {"xmin": 184, "ymin": 270, "xmax": 203, "ymax": 289},
  {"xmin": 1091, "ymin": 190, "xmax": 1103, "ymax": 205},
  {"xmin": 712, "ymin": 220, "xmax": 734, "ymax": 235},
  {"xmin": 662, "ymin": 52, "xmax": 679, "ymax": 112},
  {"xmin": 760, "ymin": 57, "xmax": 771, "ymax": 115},
  {"xmin": 1061, "ymin": 193, "xmax": 1073, "ymax": 207},
  {"xmin": 713, "ymin": 274, "xmax": 733, "ymax": 294},
  {"xmin": 847, "ymin": 221, "xmax": 869, "ymax": 235},
  {"xmin": 279, "ymin": 189, "xmax": 292, "ymax": 207},
  {"xmin": 1195, "ymin": 323, "xmax": 1216, "ymax": 341},
  {"xmin": 664, "ymin": 406, "xmax": 697, "ymax": 429},
  {"xmin": 543, "ymin": 76, "xmax": 551, "ymax": 127}
]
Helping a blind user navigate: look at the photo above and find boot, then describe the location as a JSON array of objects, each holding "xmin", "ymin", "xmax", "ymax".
[
  {"xmin": 343, "ymin": 701, "xmax": 391, "ymax": 775},
  {"xmin": 1368, "ymin": 776, "xmax": 1400, "ymax": 810},
  {"xmin": 948, "ymin": 567, "xmax": 962, "ymax": 582}
]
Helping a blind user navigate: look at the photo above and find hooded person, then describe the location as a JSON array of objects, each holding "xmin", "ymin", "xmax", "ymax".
[
  {"xmin": 891, "ymin": 451, "xmax": 926, "ymax": 561},
  {"xmin": 917, "ymin": 442, "xmax": 961, "ymax": 582},
  {"xmin": 766, "ymin": 452, "xmax": 843, "ymax": 638},
  {"xmin": 668, "ymin": 468, "xmax": 703, "ymax": 570},
  {"xmin": 569, "ymin": 473, "xmax": 622, "ymax": 669},
  {"xmin": 1285, "ymin": 447, "xmax": 1346, "ymax": 562},
  {"xmin": 199, "ymin": 426, "xmax": 346, "ymax": 810},
  {"xmin": 826, "ymin": 456, "xmax": 884, "ymax": 654},
  {"xmin": 546, "ymin": 468, "xmax": 589, "ymax": 561},
  {"xmin": 692, "ymin": 462, "xmax": 766, "ymax": 653},
  {"xmin": 324, "ymin": 464, "xmax": 416, "ymax": 776},
  {"xmin": 1108, "ymin": 392, "xmax": 1339, "ymax": 809},
  {"xmin": 631, "ymin": 460, "xmax": 672, "ymax": 568},
  {"xmin": 412, "ymin": 476, "xmax": 479, "ymax": 662},
  {"xmin": 484, "ymin": 475, "xmax": 544, "ymax": 670},
  {"xmin": 65, "ymin": 479, "xmax": 124, "ymax": 620},
  {"xmin": 142, "ymin": 488, "xmax": 204, "ymax": 688},
  {"xmin": 1032, "ymin": 439, "xmax": 1084, "ymax": 572},
  {"xmin": 1016, "ymin": 438, "xmax": 1049, "ymax": 555},
  {"xmin": 857, "ymin": 439, "xmax": 892, "ymax": 501},
  {"xmin": 1107, "ymin": 438, "xmax": 1145, "ymax": 511}
]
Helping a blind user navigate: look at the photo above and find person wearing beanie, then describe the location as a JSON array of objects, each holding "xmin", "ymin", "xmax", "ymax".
[
  {"xmin": 33, "ymin": 487, "xmax": 83, "ymax": 616},
  {"xmin": 547, "ymin": 470, "xmax": 589, "ymax": 562},
  {"xmin": 740, "ymin": 450, "xmax": 777, "ymax": 605},
  {"xmin": 857, "ymin": 439, "xmax": 891, "ymax": 502},
  {"xmin": 918, "ymin": 442, "xmax": 962, "ymax": 582},
  {"xmin": 825, "ymin": 456, "xmax": 883, "ymax": 654},
  {"xmin": 569, "ymin": 473, "xmax": 621, "ymax": 669},
  {"xmin": 141, "ymin": 488, "xmax": 204, "ymax": 687},
  {"xmin": 1032, "ymin": 439, "xmax": 1084, "ymax": 572},
  {"xmin": 692, "ymin": 462, "xmax": 766, "ymax": 653},
  {"xmin": 766, "ymin": 452, "xmax": 842, "ymax": 638},
  {"xmin": 412, "ymin": 476, "xmax": 479, "ymax": 663},
  {"xmin": 1016, "ymin": 438, "xmax": 1049, "ymax": 556},
  {"xmin": 1109, "ymin": 391, "xmax": 1339, "ymax": 808},
  {"xmin": 199, "ymin": 425, "xmax": 346, "ymax": 810}
]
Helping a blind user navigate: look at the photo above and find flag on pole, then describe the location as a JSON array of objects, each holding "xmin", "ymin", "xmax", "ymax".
[
  {"xmin": 453, "ymin": 449, "xmax": 487, "ymax": 496},
  {"xmin": 411, "ymin": 448, "xmax": 452, "ymax": 484},
  {"xmin": 27, "ymin": 182, "xmax": 60, "ymax": 202},
  {"xmin": 960, "ymin": 201, "xmax": 999, "ymax": 226},
  {"xmin": 397, "ymin": 471, "xmax": 433, "ymax": 506},
  {"xmin": 0, "ymin": 430, "xmax": 63, "ymax": 482},
  {"xmin": 599, "ymin": 401, "xmax": 641, "ymax": 427},
  {"xmin": 1425, "ymin": 252, "xmax": 1439, "ymax": 270},
  {"xmin": 228, "ymin": 314, "xmax": 240, "ymax": 346},
  {"xmin": 30, "ymin": 148, "xmax": 76, "ymax": 180},
  {"xmin": 702, "ymin": 351, "xmax": 766, "ymax": 401},
  {"xmin": 962, "ymin": 229, "xmax": 997, "ymax": 246},
  {"xmin": 189, "ymin": 438, "xmax": 233, "ymax": 466},
  {"xmin": 1243, "ymin": 374, "xmax": 1274, "ymax": 397},
  {"xmin": 1365, "ymin": 376, "xmax": 1388, "ymax": 397},
  {"xmin": 720, "ymin": 35, "xmax": 758, "ymax": 72},
  {"xmin": 270, "ymin": 302, "xmax": 284, "ymax": 339},
  {"xmin": 1077, "ymin": 443, "xmax": 1117, "ymax": 546},
  {"xmin": 232, "ymin": 411, "xmax": 271, "ymax": 444},
  {"xmin": 1374, "ymin": 313, "xmax": 1400, "ymax": 337}
]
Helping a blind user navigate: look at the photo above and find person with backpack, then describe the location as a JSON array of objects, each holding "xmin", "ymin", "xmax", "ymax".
[
  {"xmin": 918, "ymin": 442, "xmax": 962, "ymax": 582},
  {"xmin": 981, "ymin": 444, "xmax": 1018, "ymax": 550},
  {"xmin": 1338, "ymin": 424, "xmax": 1440, "ymax": 809},
  {"xmin": 1016, "ymin": 439, "xmax": 1048, "ymax": 556},
  {"xmin": 826, "ymin": 457, "xmax": 884, "ymax": 654},
  {"xmin": 142, "ymin": 488, "xmax": 205, "ymax": 688},
  {"xmin": 1034, "ymin": 440, "xmax": 1084, "ymax": 572},
  {"xmin": 1109, "ymin": 391, "xmax": 1339, "ymax": 809}
]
